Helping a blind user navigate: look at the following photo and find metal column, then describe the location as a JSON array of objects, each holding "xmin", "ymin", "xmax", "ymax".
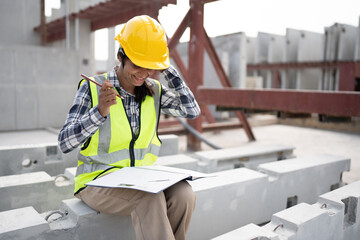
[{"xmin": 187, "ymin": 0, "xmax": 205, "ymax": 151}]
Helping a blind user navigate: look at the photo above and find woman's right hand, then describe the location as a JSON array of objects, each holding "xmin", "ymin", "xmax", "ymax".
[{"xmin": 98, "ymin": 79, "xmax": 117, "ymax": 117}]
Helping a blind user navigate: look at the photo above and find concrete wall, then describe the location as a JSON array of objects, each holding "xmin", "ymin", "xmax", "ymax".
[
  {"xmin": 0, "ymin": 0, "xmax": 41, "ymax": 46},
  {"xmin": 0, "ymin": 0, "xmax": 96, "ymax": 131},
  {"xmin": 296, "ymin": 30, "xmax": 324, "ymax": 90},
  {"xmin": 0, "ymin": 45, "xmax": 80, "ymax": 131},
  {"xmin": 323, "ymin": 23, "xmax": 360, "ymax": 90},
  {"xmin": 254, "ymin": 32, "xmax": 285, "ymax": 88}
]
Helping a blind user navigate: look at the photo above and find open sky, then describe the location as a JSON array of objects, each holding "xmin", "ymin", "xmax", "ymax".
[{"xmin": 46, "ymin": 0, "xmax": 360, "ymax": 60}]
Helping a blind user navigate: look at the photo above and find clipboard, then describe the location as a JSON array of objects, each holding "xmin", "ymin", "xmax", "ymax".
[{"xmin": 86, "ymin": 165, "xmax": 213, "ymax": 194}]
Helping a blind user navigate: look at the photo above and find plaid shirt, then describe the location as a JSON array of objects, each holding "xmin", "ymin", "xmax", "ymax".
[{"xmin": 58, "ymin": 65, "xmax": 200, "ymax": 153}]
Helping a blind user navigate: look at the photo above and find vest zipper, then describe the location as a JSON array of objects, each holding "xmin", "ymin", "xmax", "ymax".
[
  {"xmin": 120, "ymin": 93, "xmax": 141, "ymax": 168},
  {"xmin": 130, "ymin": 105, "xmax": 141, "ymax": 167},
  {"xmin": 129, "ymin": 138, "xmax": 136, "ymax": 167}
]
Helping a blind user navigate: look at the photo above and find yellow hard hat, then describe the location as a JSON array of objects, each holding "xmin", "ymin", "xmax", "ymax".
[{"xmin": 114, "ymin": 15, "xmax": 170, "ymax": 70}]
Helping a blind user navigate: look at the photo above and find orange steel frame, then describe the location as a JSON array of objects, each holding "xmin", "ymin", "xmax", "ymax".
[{"xmin": 167, "ymin": 1, "xmax": 256, "ymax": 150}]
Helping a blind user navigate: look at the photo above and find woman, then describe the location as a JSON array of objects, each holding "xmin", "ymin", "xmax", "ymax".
[{"xmin": 58, "ymin": 15, "xmax": 200, "ymax": 240}]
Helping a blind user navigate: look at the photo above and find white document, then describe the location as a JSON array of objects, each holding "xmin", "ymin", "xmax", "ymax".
[{"xmin": 86, "ymin": 166, "xmax": 213, "ymax": 194}]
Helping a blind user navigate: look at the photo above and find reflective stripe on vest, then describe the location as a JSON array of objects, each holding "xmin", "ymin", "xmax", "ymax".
[{"xmin": 74, "ymin": 73, "xmax": 162, "ymax": 194}]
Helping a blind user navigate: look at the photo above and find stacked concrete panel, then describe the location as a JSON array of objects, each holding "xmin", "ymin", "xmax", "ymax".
[
  {"xmin": 254, "ymin": 32, "xmax": 285, "ymax": 88},
  {"xmin": 0, "ymin": 172, "xmax": 73, "ymax": 213},
  {"xmin": 0, "ymin": 0, "xmax": 41, "ymax": 46},
  {"xmin": 0, "ymin": 45, "xmax": 80, "ymax": 131},
  {"xmin": 0, "ymin": 143, "xmax": 78, "ymax": 177},
  {"xmin": 0, "ymin": 134, "xmax": 179, "ymax": 177},
  {"xmin": 281, "ymin": 29, "xmax": 324, "ymax": 90},
  {"xmin": 356, "ymin": 17, "xmax": 360, "ymax": 61},
  {"xmin": 194, "ymin": 144, "xmax": 295, "ymax": 172},
  {"xmin": 0, "ymin": 154, "xmax": 350, "ymax": 240},
  {"xmin": 212, "ymin": 180, "xmax": 360, "ymax": 240},
  {"xmin": 296, "ymin": 30, "xmax": 324, "ymax": 90},
  {"xmin": 323, "ymin": 23, "xmax": 360, "ymax": 90}
]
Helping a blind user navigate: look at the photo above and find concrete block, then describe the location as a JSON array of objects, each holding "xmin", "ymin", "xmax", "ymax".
[
  {"xmin": 194, "ymin": 144, "xmax": 295, "ymax": 172},
  {"xmin": 0, "ymin": 143, "xmax": 78, "ymax": 176},
  {"xmin": 0, "ymin": 207, "xmax": 49, "ymax": 240},
  {"xmin": 265, "ymin": 202, "xmax": 343, "ymax": 239},
  {"xmin": 155, "ymin": 154, "xmax": 199, "ymax": 170},
  {"xmin": 212, "ymin": 223, "xmax": 279, "ymax": 240},
  {"xmin": 188, "ymin": 168, "xmax": 269, "ymax": 240},
  {"xmin": 0, "ymin": 171, "xmax": 74, "ymax": 213},
  {"xmin": 318, "ymin": 180, "xmax": 360, "ymax": 240},
  {"xmin": 258, "ymin": 154, "xmax": 350, "ymax": 213},
  {"xmin": 0, "ymin": 154, "xmax": 350, "ymax": 240},
  {"xmin": 296, "ymin": 31, "xmax": 324, "ymax": 90},
  {"xmin": 44, "ymin": 198, "xmax": 136, "ymax": 240},
  {"xmin": 158, "ymin": 134, "xmax": 179, "ymax": 156},
  {"xmin": 214, "ymin": 178, "xmax": 359, "ymax": 240}
]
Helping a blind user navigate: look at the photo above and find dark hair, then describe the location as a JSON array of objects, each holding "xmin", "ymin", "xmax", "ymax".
[{"xmin": 117, "ymin": 47, "xmax": 154, "ymax": 103}]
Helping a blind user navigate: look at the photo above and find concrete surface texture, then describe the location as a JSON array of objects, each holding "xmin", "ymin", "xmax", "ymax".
[
  {"xmin": 213, "ymin": 180, "xmax": 360, "ymax": 240},
  {"xmin": 0, "ymin": 153, "xmax": 350, "ymax": 240}
]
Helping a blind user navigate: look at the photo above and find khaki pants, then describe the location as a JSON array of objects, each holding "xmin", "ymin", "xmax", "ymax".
[{"xmin": 76, "ymin": 180, "xmax": 196, "ymax": 240}]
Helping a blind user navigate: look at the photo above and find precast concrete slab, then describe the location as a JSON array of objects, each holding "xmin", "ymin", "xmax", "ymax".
[
  {"xmin": 296, "ymin": 30, "xmax": 324, "ymax": 90},
  {"xmin": 213, "ymin": 180, "xmax": 360, "ymax": 240},
  {"xmin": 0, "ymin": 133, "xmax": 178, "ymax": 177},
  {"xmin": 212, "ymin": 223, "xmax": 279, "ymax": 240},
  {"xmin": 258, "ymin": 154, "xmax": 350, "ymax": 212},
  {"xmin": 0, "ymin": 207, "xmax": 49, "ymax": 240},
  {"xmin": 356, "ymin": 17, "xmax": 360, "ymax": 61},
  {"xmin": 324, "ymin": 23, "xmax": 359, "ymax": 90},
  {"xmin": 0, "ymin": 171, "xmax": 74, "ymax": 213},
  {"xmin": 158, "ymin": 134, "xmax": 179, "ymax": 156},
  {"xmin": 194, "ymin": 144, "xmax": 295, "ymax": 172},
  {"xmin": 317, "ymin": 180, "xmax": 360, "ymax": 239},
  {"xmin": 0, "ymin": 154, "xmax": 350, "ymax": 240},
  {"xmin": 281, "ymin": 28, "xmax": 300, "ymax": 89},
  {"xmin": 187, "ymin": 168, "xmax": 269, "ymax": 240},
  {"xmin": 154, "ymin": 154, "xmax": 199, "ymax": 170},
  {"xmin": 0, "ymin": 143, "xmax": 78, "ymax": 177},
  {"xmin": 255, "ymin": 32, "xmax": 285, "ymax": 88}
]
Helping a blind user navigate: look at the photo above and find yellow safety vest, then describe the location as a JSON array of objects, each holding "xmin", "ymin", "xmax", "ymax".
[{"xmin": 74, "ymin": 73, "xmax": 162, "ymax": 194}]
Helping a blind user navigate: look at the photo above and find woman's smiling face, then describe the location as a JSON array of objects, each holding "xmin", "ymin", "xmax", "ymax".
[{"xmin": 117, "ymin": 58, "xmax": 157, "ymax": 94}]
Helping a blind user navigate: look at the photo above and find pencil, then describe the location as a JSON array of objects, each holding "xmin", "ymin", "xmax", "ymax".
[{"xmin": 81, "ymin": 74, "xmax": 124, "ymax": 99}]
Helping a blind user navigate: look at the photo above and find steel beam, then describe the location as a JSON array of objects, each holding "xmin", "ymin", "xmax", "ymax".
[
  {"xmin": 248, "ymin": 61, "xmax": 360, "ymax": 91},
  {"xmin": 198, "ymin": 87, "xmax": 360, "ymax": 117}
]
